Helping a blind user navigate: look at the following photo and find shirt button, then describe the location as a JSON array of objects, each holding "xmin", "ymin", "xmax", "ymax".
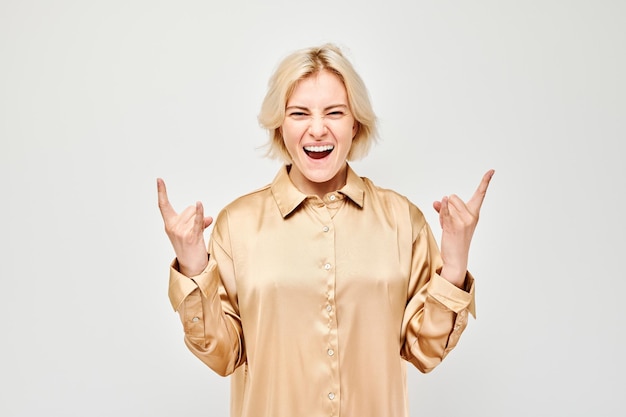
[
  {"xmin": 322, "ymin": 226, "xmax": 329, "ymax": 232},
  {"xmin": 324, "ymin": 263, "xmax": 331, "ymax": 270},
  {"xmin": 191, "ymin": 317, "xmax": 199, "ymax": 323},
  {"xmin": 326, "ymin": 305, "xmax": 332, "ymax": 312},
  {"xmin": 329, "ymin": 194, "xmax": 336, "ymax": 201},
  {"xmin": 328, "ymin": 392, "xmax": 335, "ymax": 400},
  {"xmin": 327, "ymin": 349, "xmax": 334, "ymax": 356}
]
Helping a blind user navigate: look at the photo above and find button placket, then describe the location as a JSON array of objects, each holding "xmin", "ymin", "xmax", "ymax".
[
  {"xmin": 325, "ymin": 286, "xmax": 340, "ymax": 410},
  {"xmin": 316, "ymin": 205, "xmax": 339, "ymax": 415}
]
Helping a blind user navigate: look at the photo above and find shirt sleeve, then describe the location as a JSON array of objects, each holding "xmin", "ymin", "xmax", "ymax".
[
  {"xmin": 400, "ymin": 204, "xmax": 476, "ymax": 373},
  {"xmin": 167, "ymin": 210, "xmax": 245, "ymax": 377}
]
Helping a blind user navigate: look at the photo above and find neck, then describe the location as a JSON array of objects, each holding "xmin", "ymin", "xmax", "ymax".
[{"xmin": 287, "ymin": 164, "xmax": 348, "ymax": 199}]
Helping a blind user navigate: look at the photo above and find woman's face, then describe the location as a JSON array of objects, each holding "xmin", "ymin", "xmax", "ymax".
[{"xmin": 281, "ymin": 70, "xmax": 357, "ymax": 197}]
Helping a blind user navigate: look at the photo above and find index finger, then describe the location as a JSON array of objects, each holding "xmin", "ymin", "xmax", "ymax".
[
  {"xmin": 467, "ymin": 169, "xmax": 495, "ymax": 211},
  {"xmin": 157, "ymin": 178, "xmax": 177, "ymax": 219}
]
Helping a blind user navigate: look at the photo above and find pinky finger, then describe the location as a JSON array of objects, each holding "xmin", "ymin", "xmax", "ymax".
[{"xmin": 193, "ymin": 201, "xmax": 205, "ymax": 235}]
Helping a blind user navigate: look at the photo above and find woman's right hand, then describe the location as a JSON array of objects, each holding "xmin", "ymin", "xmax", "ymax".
[{"xmin": 157, "ymin": 178, "xmax": 213, "ymax": 277}]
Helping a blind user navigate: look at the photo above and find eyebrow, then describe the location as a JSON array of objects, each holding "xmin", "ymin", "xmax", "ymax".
[{"xmin": 285, "ymin": 104, "xmax": 349, "ymax": 112}]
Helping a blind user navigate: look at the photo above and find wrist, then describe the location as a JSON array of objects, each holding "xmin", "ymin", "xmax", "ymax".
[
  {"xmin": 177, "ymin": 254, "xmax": 209, "ymax": 277},
  {"xmin": 439, "ymin": 265, "xmax": 467, "ymax": 288}
]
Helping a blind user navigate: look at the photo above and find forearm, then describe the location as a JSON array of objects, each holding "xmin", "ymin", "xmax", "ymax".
[
  {"xmin": 179, "ymin": 288, "xmax": 244, "ymax": 376},
  {"xmin": 169, "ymin": 261, "xmax": 244, "ymax": 376},
  {"xmin": 401, "ymin": 273, "xmax": 475, "ymax": 373}
]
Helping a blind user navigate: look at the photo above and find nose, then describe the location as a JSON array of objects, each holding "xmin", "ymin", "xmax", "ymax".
[{"xmin": 308, "ymin": 116, "xmax": 327, "ymax": 138}]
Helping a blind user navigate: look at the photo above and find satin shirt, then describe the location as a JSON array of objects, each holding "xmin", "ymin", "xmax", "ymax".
[{"xmin": 168, "ymin": 165, "xmax": 476, "ymax": 417}]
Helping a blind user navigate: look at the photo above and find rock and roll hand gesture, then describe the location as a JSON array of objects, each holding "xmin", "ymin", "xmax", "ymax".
[
  {"xmin": 433, "ymin": 169, "xmax": 495, "ymax": 288},
  {"xmin": 157, "ymin": 178, "xmax": 213, "ymax": 277}
]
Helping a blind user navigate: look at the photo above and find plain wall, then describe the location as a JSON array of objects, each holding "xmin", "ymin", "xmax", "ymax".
[{"xmin": 2, "ymin": 0, "xmax": 625, "ymax": 416}]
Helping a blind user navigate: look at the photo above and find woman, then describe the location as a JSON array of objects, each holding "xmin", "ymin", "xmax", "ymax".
[{"xmin": 157, "ymin": 43, "xmax": 494, "ymax": 417}]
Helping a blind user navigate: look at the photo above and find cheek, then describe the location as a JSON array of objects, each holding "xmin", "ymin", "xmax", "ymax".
[
  {"xmin": 335, "ymin": 121, "xmax": 357, "ymax": 140},
  {"xmin": 282, "ymin": 122, "xmax": 306, "ymax": 142},
  {"xmin": 280, "ymin": 124, "xmax": 292, "ymax": 143},
  {"xmin": 281, "ymin": 126, "xmax": 300, "ymax": 153}
]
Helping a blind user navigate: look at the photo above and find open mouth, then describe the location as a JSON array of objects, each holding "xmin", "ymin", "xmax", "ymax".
[{"xmin": 304, "ymin": 145, "xmax": 334, "ymax": 160}]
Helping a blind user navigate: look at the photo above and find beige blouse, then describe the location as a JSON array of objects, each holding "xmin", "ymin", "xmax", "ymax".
[{"xmin": 168, "ymin": 165, "xmax": 475, "ymax": 417}]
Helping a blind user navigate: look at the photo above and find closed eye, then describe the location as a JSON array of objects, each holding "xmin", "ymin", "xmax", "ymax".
[
  {"xmin": 288, "ymin": 111, "xmax": 308, "ymax": 118},
  {"xmin": 326, "ymin": 111, "xmax": 345, "ymax": 118}
]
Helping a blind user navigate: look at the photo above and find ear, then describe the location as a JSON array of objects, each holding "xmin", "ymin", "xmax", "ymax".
[{"xmin": 352, "ymin": 121, "xmax": 359, "ymax": 139}]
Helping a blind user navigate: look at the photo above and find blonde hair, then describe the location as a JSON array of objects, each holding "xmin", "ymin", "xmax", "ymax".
[{"xmin": 258, "ymin": 43, "xmax": 378, "ymax": 162}]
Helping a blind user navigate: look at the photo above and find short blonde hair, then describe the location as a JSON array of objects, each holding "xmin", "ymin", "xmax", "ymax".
[{"xmin": 258, "ymin": 43, "xmax": 378, "ymax": 162}]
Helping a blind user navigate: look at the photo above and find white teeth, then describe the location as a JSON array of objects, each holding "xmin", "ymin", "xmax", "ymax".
[{"xmin": 304, "ymin": 145, "xmax": 334, "ymax": 152}]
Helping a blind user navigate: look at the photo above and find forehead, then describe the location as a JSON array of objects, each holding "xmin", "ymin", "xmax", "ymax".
[{"xmin": 287, "ymin": 70, "xmax": 348, "ymax": 105}]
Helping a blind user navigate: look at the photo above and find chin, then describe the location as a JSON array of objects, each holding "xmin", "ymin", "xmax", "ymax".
[{"xmin": 311, "ymin": 170, "xmax": 346, "ymax": 187}]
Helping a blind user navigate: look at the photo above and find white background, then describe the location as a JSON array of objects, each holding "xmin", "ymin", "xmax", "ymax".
[{"xmin": 2, "ymin": 1, "xmax": 625, "ymax": 416}]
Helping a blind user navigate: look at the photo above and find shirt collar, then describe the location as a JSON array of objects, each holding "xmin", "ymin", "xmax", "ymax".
[
  {"xmin": 340, "ymin": 165, "xmax": 365, "ymax": 208},
  {"xmin": 271, "ymin": 164, "xmax": 366, "ymax": 218}
]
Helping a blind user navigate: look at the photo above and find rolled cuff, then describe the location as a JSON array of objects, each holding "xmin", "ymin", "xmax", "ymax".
[
  {"xmin": 427, "ymin": 272, "xmax": 476, "ymax": 318},
  {"xmin": 168, "ymin": 259, "xmax": 218, "ymax": 311}
]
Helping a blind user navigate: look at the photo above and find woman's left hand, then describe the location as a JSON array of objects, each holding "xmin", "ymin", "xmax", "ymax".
[{"xmin": 433, "ymin": 169, "xmax": 495, "ymax": 288}]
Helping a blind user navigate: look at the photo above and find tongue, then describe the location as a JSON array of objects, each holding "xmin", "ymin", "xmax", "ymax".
[{"xmin": 307, "ymin": 150, "xmax": 332, "ymax": 160}]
